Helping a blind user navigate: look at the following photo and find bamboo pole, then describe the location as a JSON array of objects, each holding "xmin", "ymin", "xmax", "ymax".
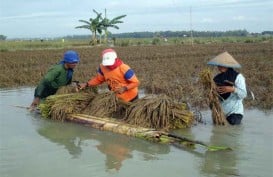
[{"xmin": 67, "ymin": 114, "xmax": 231, "ymax": 151}]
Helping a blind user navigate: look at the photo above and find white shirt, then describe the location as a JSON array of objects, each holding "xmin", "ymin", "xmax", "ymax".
[{"xmin": 221, "ymin": 73, "xmax": 247, "ymax": 116}]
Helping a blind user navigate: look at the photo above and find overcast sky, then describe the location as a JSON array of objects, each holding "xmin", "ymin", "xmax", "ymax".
[{"xmin": 1, "ymin": 0, "xmax": 272, "ymax": 39}]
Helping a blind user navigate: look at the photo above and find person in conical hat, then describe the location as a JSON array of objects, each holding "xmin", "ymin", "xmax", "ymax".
[
  {"xmin": 207, "ymin": 51, "xmax": 241, "ymax": 68},
  {"xmin": 207, "ymin": 51, "xmax": 247, "ymax": 125}
]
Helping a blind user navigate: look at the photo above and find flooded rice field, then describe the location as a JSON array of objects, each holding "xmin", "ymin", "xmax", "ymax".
[{"xmin": 0, "ymin": 87, "xmax": 272, "ymax": 177}]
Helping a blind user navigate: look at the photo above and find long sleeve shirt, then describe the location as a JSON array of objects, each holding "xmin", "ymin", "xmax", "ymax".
[
  {"xmin": 221, "ymin": 73, "xmax": 247, "ymax": 116},
  {"xmin": 34, "ymin": 64, "xmax": 72, "ymax": 99},
  {"xmin": 87, "ymin": 63, "xmax": 139, "ymax": 102}
]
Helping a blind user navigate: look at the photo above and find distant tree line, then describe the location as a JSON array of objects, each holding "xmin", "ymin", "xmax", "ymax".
[
  {"xmin": 110, "ymin": 30, "xmax": 250, "ymax": 38},
  {"xmin": 2, "ymin": 30, "xmax": 272, "ymax": 41},
  {"xmin": 261, "ymin": 31, "xmax": 273, "ymax": 35},
  {"xmin": 63, "ymin": 30, "xmax": 272, "ymax": 40}
]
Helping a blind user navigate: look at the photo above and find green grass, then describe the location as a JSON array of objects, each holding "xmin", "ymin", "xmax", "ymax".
[
  {"xmin": 0, "ymin": 39, "xmax": 90, "ymax": 51},
  {"xmin": 1, "ymin": 36, "xmax": 272, "ymax": 51}
]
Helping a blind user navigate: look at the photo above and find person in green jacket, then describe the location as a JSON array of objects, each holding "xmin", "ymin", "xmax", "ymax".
[{"xmin": 30, "ymin": 50, "xmax": 80, "ymax": 109}]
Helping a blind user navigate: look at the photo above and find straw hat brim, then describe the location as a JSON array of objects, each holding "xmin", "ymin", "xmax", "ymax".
[{"xmin": 207, "ymin": 51, "xmax": 241, "ymax": 68}]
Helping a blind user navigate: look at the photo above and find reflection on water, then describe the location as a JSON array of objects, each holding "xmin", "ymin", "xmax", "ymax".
[
  {"xmin": 95, "ymin": 135, "xmax": 132, "ymax": 171},
  {"xmin": 176, "ymin": 112, "xmax": 273, "ymax": 177},
  {"xmin": 200, "ymin": 127, "xmax": 241, "ymax": 177},
  {"xmin": 36, "ymin": 120, "xmax": 170, "ymax": 172},
  {"xmin": 37, "ymin": 122, "xmax": 84, "ymax": 159}
]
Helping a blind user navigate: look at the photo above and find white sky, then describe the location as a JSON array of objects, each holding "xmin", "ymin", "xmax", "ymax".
[{"xmin": 0, "ymin": 0, "xmax": 272, "ymax": 39}]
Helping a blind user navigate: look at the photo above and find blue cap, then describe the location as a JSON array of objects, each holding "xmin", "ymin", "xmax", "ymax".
[{"xmin": 63, "ymin": 50, "xmax": 80, "ymax": 63}]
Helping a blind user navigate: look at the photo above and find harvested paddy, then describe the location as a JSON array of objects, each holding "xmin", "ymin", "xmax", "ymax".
[{"xmin": 0, "ymin": 42, "xmax": 272, "ymax": 109}]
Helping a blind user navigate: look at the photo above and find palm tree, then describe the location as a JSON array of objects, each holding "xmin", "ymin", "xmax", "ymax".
[{"xmin": 75, "ymin": 12, "xmax": 103, "ymax": 45}]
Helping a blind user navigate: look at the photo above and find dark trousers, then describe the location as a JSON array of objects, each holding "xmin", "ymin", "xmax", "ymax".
[{"xmin": 227, "ymin": 114, "xmax": 243, "ymax": 125}]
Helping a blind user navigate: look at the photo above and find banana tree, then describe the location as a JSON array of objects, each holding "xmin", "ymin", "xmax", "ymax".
[
  {"xmin": 75, "ymin": 12, "xmax": 103, "ymax": 45},
  {"xmin": 94, "ymin": 9, "xmax": 126, "ymax": 43},
  {"xmin": 103, "ymin": 15, "xmax": 126, "ymax": 43}
]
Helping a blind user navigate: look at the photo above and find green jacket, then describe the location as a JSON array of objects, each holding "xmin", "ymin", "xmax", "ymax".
[{"xmin": 34, "ymin": 64, "xmax": 72, "ymax": 99}]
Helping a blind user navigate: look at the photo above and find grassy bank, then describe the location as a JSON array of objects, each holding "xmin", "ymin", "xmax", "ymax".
[
  {"xmin": 0, "ymin": 40, "xmax": 272, "ymax": 110},
  {"xmin": 1, "ymin": 36, "xmax": 272, "ymax": 51}
]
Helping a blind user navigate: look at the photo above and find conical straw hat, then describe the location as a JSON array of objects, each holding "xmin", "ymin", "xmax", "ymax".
[{"xmin": 207, "ymin": 51, "xmax": 241, "ymax": 68}]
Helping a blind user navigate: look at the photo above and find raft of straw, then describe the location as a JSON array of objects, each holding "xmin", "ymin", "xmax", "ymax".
[
  {"xmin": 39, "ymin": 87, "xmax": 194, "ymax": 130},
  {"xmin": 38, "ymin": 86, "xmax": 230, "ymax": 151},
  {"xmin": 200, "ymin": 69, "xmax": 228, "ymax": 125}
]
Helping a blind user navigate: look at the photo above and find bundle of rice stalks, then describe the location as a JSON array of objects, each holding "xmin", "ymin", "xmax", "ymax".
[
  {"xmin": 56, "ymin": 85, "xmax": 78, "ymax": 94},
  {"xmin": 82, "ymin": 92, "xmax": 128, "ymax": 118},
  {"xmin": 123, "ymin": 94, "xmax": 194, "ymax": 130},
  {"xmin": 39, "ymin": 92, "xmax": 96, "ymax": 121},
  {"xmin": 199, "ymin": 69, "xmax": 228, "ymax": 125}
]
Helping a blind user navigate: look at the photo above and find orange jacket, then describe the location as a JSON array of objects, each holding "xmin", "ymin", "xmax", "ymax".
[{"xmin": 87, "ymin": 62, "xmax": 139, "ymax": 102}]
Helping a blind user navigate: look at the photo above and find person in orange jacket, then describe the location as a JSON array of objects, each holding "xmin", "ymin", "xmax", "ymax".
[{"xmin": 79, "ymin": 48, "xmax": 139, "ymax": 102}]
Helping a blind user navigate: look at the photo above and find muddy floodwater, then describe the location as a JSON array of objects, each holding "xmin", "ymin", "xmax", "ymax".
[{"xmin": 0, "ymin": 88, "xmax": 272, "ymax": 177}]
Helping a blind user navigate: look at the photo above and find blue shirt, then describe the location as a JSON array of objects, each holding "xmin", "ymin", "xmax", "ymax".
[{"xmin": 221, "ymin": 73, "xmax": 247, "ymax": 116}]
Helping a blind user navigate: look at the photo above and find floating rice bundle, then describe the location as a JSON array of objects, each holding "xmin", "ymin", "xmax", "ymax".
[
  {"xmin": 82, "ymin": 91, "xmax": 128, "ymax": 118},
  {"xmin": 39, "ymin": 92, "xmax": 96, "ymax": 121},
  {"xmin": 56, "ymin": 85, "xmax": 78, "ymax": 94},
  {"xmin": 124, "ymin": 94, "xmax": 194, "ymax": 130},
  {"xmin": 200, "ymin": 69, "xmax": 228, "ymax": 125}
]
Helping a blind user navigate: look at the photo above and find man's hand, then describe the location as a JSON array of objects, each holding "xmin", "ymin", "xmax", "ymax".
[
  {"xmin": 30, "ymin": 97, "xmax": 40, "ymax": 111},
  {"xmin": 115, "ymin": 86, "xmax": 128, "ymax": 94},
  {"xmin": 78, "ymin": 83, "xmax": 88, "ymax": 90}
]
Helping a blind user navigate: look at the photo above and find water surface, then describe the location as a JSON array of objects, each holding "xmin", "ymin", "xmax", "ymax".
[{"xmin": 0, "ymin": 88, "xmax": 272, "ymax": 177}]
